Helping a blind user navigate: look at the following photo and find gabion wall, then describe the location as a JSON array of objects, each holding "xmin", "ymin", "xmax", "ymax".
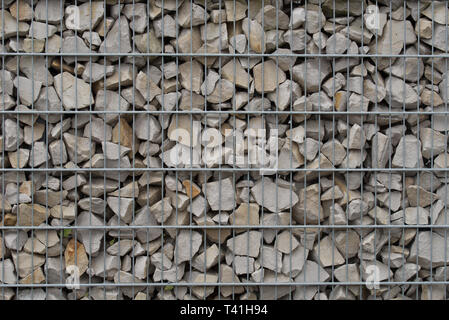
[{"xmin": 0, "ymin": 0, "xmax": 448, "ymax": 300}]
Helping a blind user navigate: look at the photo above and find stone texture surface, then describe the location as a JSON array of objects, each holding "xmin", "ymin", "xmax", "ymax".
[{"xmin": 0, "ymin": 0, "xmax": 447, "ymax": 301}]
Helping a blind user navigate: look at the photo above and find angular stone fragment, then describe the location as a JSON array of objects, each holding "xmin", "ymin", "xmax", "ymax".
[
  {"xmin": 385, "ymin": 76, "xmax": 419, "ymax": 109},
  {"xmin": 260, "ymin": 245, "xmax": 282, "ymax": 272},
  {"xmin": 82, "ymin": 62, "xmax": 115, "ymax": 83},
  {"xmin": 178, "ymin": 60, "xmax": 203, "ymax": 95},
  {"xmin": 0, "ymin": 259, "xmax": 17, "ymax": 284},
  {"xmin": 29, "ymin": 141, "xmax": 49, "ymax": 167},
  {"xmin": 371, "ymin": 132, "xmax": 391, "ymax": 169},
  {"xmin": 230, "ymin": 203, "xmax": 259, "ymax": 227},
  {"xmin": 175, "ymin": 230, "xmax": 202, "ymax": 264},
  {"xmin": 253, "ymin": 60, "xmax": 286, "ymax": 93},
  {"xmin": 95, "ymin": 89, "xmax": 130, "ymax": 124},
  {"xmin": 63, "ymin": 133, "xmax": 94, "ymax": 163},
  {"xmin": 292, "ymin": 59, "xmax": 331, "ymax": 93},
  {"xmin": 192, "ymin": 244, "xmax": 219, "ymax": 272},
  {"xmin": 182, "ymin": 180, "xmax": 201, "ymax": 199},
  {"xmin": 19, "ymin": 56, "xmax": 53, "ymax": 86},
  {"xmin": 135, "ymin": 114, "xmax": 161, "ymax": 141},
  {"xmin": 99, "ymin": 16, "xmax": 132, "ymax": 61},
  {"xmin": 225, "ymin": 1, "xmax": 247, "ymax": 22},
  {"xmin": 150, "ymin": 197, "xmax": 172, "ymax": 223},
  {"xmin": 167, "ymin": 115, "xmax": 201, "ymax": 148},
  {"xmin": 295, "ymin": 260, "xmax": 330, "ymax": 286},
  {"xmin": 102, "ymin": 141, "xmax": 131, "ymax": 160},
  {"xmin": 420, "ymin": 128, "xmax": 447, "ymax": 159},
  {"xmin": 34, "ymin": 0, "xmax": 63, "ymax": 23},
  {"xmin": 409, "ymin": 232, "xmax": 449, "ymax": 269},
  {"xmin": 404, "ymin": 207, "xmax": 429, "ymax": 225},
  {"xmin": 107, "ymin": 197, "xmax": 134, "ymax": 224},
  {"xmin": 326, "ymin": 33, "xmax": 349, "ymax": 55},
  {"xmin": 227, "ymin": 231, "xmax": 261, "ymax": 258},
  {"xmin": 8, "ymin": 148, "xmax": 29, "ymax": 168},
  {"xmin": 222, "ymin": 59, "xmax": 252, "ymax": 89},
  {"xmin": 66, "ymin": 1, "xmax": 104, "ymax": 32},
  {"xmin": 13, "ymin": 76, "xmax": 42, "ymax": 106},
  {"xmin": 251, "ymin": 177, "xmax": 299, "ymax": 213},
  {"xmin": 371, "ymin": 20, "xmax": 416, "ymax": 55},
  {"xmin": 206, "ymin": 79, "xmax": 234, "ymax": 103},
  {"xmin": 312, "ymin": 235, "xmax": 345, "ymax": 267},
  {"xmin": 0, "ymin": 10, "xmax": 29, "ymax": 40},
  {"xmin": 16, "ymin": 203, "xmax": 48, "ymax": 226},
  {"xmin": 242, "ymin": 18, "xmax": 265, "ymax": 53},
  {"xmin": 422, "ymin": 2, "xmax": 447, "ymax": 25},
  {"xmin": 54, "ymin": 72, "xmax": 93, "ymax": 110},
  {"xmin": 392, "ymin": 135, "xmax": 423, "ymax": 169},
  {"xmin": 203, "ymin": 178, "xmax": 235, "ymax": 211},
  {"xmin": 293, "ymin": 184, "xmax": 323, "ymax": 224},
  {"xmin": 178, "ymin": 1, "xmax": 208, "ymax": 27},
  {"xmin": 64, "ymin": 239, "xmax": 88, "ymax": 276},
  {"xmin": 407, "ymin": 185, "xmax": 437, "ymax": 208}
]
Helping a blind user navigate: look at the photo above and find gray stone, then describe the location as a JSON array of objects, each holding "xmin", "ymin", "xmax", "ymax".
[
  {"xmin": 4, "ymin": 119, "xmax": 24, "ymax": 151},
  {"xmin": 283, "ymin": 29, "xmax": 310, "ymax": 52},
  {"xmin": 35, "ymin": 0, "xmax": 63, "ymax": 24},
  {"xmin": 123, "ymin": 3, "xmax": 148, "ymax": 33},
  {"xmin": 292, "ymin": 59, "xmax": 331, "ymax": 93},
  {"xmin": 95, "ymin": 90, "xmax": 130, "ymax": 124},
  {"xmin": 371, "ymin": 20, "xmax": 416, "ymax": 55},
  {"xmin": 76, "ymin": 211, "xmax": 104, "ymax": 256},
  {"xmin": 385, "ymin": 76, "xmax": 419, "ymax": 109},
  {"xmin": 326, "ymin": 33, "xmax": 349, "ymax": 55},
  {"xmin": 54, "ymin": 72, "xmax": 93, "ymax": 110},
  {"xmin": 392, "ymin": 135, "xmax": 423, "ymax": 169},
  {"xmin": 227, "ymin": 231, "xmax": 262, "ymax": 258},
  {"xmin": 13, "ymin": 76, "xmax": 42, "ymax": 106},
  {"xmin": 372, "ymin": 132, "xmax": 391, "ymax": 169},
  {"xmin": 409, "ymin": 232, "xmax": 449, "ymax": 268},
  {"xmin": 175, "ymin": 230, "xmax": 202, "ymax": 264},
  {"xmin": 99, "ymin": 16, "xmax": 132, "ymax": 60},
  {"xmin": 153, "ymin": 15, "xmax": 176, "ymax": 38},
  {"xmin": 0, "ymin": 259, "xmax": 17, "ymax": 284},
  {"xmin": 107, "ymin": 197, "xmax": 134, "ymax": 224},
  {"xmin": 420, "ymin": 128, "xmax": 447, "ymax": 159},
  {"xmin": 251, "ymin": 177, "xmax": 299, "ymax": 213},
  {"xmin": 82, "ymin": 62, "xmax": 115, "ymax": 83},
  {"xmin": 203, "ymin": 178, "xmax": 235, "ymax": 211},
  {"xmin": 192, "ymin": 244, "xmax": 219, "ymax": 272},
  {"xmin": 67, "ymin": 1, "xmax": 105, "ymax": 32},
  {"xmin": 29, "ymin": 141, "xmax": 49, "ymax": 167},
  {"xmin": 407, "ymin": 185, "xmax": 438, "ymax": 208},
  {"xmin": 19, "ymin": 56, "xmax": 53, "ymax": 86},
  {"xmin": 63, "ymin": 133, "xmax": 94, "ymax": 163}
]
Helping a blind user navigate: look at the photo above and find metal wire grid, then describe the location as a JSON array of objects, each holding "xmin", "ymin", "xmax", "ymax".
[{"xmin": 0, "ymin": 0, "xmax": 447, "ymax": 300}]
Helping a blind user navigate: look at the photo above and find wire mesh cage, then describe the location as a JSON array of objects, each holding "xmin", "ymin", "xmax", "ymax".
[{"xmin": 0, "ymin": 0, "xmax": 448, "ymax": 300}]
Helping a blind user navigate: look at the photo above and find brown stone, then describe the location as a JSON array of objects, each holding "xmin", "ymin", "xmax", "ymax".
[
  {"xmin": 19, "ymin": 267, "xmax": 45, "ymax": 284},
  {"xmin": 112, "ymin": 119, "xmax": 137, "ymax": 158},
  {"xmin": 2, "ymin": 214, "xmax": 16, "ymax": 226},
  {"xmin": 10, "ymin": 0, "xmax": 33, "ymax": 21},
  {"xmin": 230, "ymin": 203, "xmax": 260, "ymax": 227},
  {"xmin": 65, "ymin": 239, "xmax": 89, "ymax": 276},
  {"xmin": 182, "ymin": 180, "xmax": 201, "ymax": 199},
  {"xmin": 16, "ymin": 203, "xmax": 48, "ymax": 226}
]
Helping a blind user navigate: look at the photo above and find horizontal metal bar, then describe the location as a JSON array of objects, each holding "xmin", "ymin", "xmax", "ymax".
[
  {"xmin": 0, "ymin": 281, "xmax": 446, "ymax": 288},
  {"xmin": 2, "ymin": 110, "xmax": 449, "ymax": 115},
  {"xmin": 0, "ymin": 225, "xmax": 446, "ymax": 231},
  {"xmin": 0, "ymin": 52, "xmax": 448, "ymax": 58},
  {"xmin": 0, "ymin": 168, "xmax": 447, "ymax": 172}
]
